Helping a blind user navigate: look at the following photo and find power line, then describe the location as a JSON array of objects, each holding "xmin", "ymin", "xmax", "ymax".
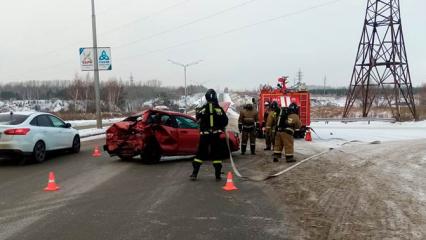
[
  {"xmin": 101, "ymin": 0, "xmax": 192, "ymax": 35},
  {"xmin": 6, "ymin": 0, "xmax": 346, "ymax": 80},
  {"xmin": 115, "ymin": 0, "xmax": 260, "ymax": 49},
  {"xmin": 117, "ymin": 0, "xmax": 346, "ymax": 61},
  {"xmin": 10, "ymin": 0, "xmax": 193, "ymax": 67},
  {"xmin": 2, "ymin": 1, "xmax": 193, "ymax": 80}
]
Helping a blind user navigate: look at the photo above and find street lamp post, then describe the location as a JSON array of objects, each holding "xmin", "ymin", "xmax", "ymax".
[
  {"xmin": 91, "ymin": 0, "xmax": 102, "ymax": 129},
  {"xmin": 168, "ymin": 59, "xmax": 202, "ymax": 113}
]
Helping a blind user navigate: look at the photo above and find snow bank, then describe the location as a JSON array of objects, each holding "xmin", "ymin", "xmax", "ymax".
[
  {"xmin": 68, "ymin": 118, "xmax": 123, "ymax": 127},
  {"xmin": 311, "ymin": 120, "xmax": 426, "ymax": 144}
]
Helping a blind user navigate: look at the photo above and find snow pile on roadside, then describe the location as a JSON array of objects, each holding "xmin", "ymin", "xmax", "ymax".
[
  {"xmin": 311, "ymin": 120, "xmax": 426, "ymax": 146},
  {"xmin": 68, "ymin": 118, "xmax": 123, "ymax": 127},
  {"xmin": 78, "ymin": 128, "xmax": 106, "ymax": 138}
]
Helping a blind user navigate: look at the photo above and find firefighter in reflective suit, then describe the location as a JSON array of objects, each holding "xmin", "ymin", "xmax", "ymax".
[
  {"xmin": 273, "ymin": 103, "xmax": 301, "ymax": 162},
  {"xmin": 190, "ymin": 89, "xmax": 229, "ymax": 181},
  {"xmin": 238, "ymin": 101, "xmax": 258, "ymax": 155},
  {"xmin": 265, "ymin": 101, "xmax": 279, "ymax": 150}
]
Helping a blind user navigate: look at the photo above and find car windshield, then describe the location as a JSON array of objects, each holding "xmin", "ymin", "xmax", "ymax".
[
  {"xmin": 0, "ymin": 113, "xmax": 29, "ymax": 125},
  {"xmin": 124, "ymin": 115, "xmax": 143, "ymax": 122}
]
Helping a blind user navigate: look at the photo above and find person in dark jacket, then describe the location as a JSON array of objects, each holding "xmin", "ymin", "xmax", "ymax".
[{"xmin": 190, "ymin": 89, "xmax": 229, "ymax": 181}]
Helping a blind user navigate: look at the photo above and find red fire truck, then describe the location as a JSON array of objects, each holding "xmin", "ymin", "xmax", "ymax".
[{"xmin": 257, "ymin": 77, "xmax": 311, "ymax": 138}]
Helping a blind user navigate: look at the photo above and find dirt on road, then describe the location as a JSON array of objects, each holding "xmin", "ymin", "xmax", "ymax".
[{"xmin": 232, "ymin": 138, "xmax": 426, "ymax": 240}]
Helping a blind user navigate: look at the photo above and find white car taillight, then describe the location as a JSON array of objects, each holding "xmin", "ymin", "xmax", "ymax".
[{"xmin": 4, "ymin": 128, "xmax": 31, "ymax": 135}]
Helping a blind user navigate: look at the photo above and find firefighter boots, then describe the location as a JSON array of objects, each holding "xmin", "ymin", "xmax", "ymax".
[
  {"xmin": 214, "ymin": 164, "xmax": 222, "ymax": 181},
  {"xmin": 273, "ymin": 158, "xmax": 279, "ymax": 162},
  {"xmin": 190, "ymin": 161, "xmax": 201, "ymax": 181},
  {"xmin": 264, "ymin": 147, "xmax": 271, "ymax": 151},
  {"xmin": 250, "ymin": 145, "xmax": 256, "ymax": 155},
  {"xmin": 286, "ymin": 156, "xmax": 296, "ymax": 163},
  {"xmin": 241, "ymin": 145, "xmax": 247, "ymax": 155}
]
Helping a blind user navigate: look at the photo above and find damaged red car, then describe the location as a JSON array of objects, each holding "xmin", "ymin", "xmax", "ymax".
[{"xmin": 104, "ymin": 109, "xmax": 240, "ymax": 163}]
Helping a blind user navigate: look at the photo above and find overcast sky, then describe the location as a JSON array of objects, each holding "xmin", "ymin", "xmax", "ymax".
[{"xmin": 0, "ymin": 0, "xmax": 425, "ymax": 90}]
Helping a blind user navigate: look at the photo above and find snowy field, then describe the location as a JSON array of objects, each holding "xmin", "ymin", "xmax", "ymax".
[{"xmin": 311, "ymin": 121, "xmax": 426, "ymax": 144}]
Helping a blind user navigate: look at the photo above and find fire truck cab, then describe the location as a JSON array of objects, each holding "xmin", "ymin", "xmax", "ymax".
[{"xmin": 257, "ymin": 77, "xmax": 311, "ymax": 138}]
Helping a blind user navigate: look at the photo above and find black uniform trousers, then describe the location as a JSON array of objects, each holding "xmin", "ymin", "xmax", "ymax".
[{"xmin": 192, "ymin": 132, "xmax": 226, "ymax": 177}]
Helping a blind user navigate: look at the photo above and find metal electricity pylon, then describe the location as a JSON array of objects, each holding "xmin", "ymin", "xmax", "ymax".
[{"xmin": 343, "ymin": 0, "xmax": 417, "ymax": 121}]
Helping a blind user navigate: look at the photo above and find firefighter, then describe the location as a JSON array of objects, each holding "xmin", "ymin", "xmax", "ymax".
[
  {"xmin": 190, "ymin": 89, "xmax": 229, "ymax": 181},
  {"xmin": 264, "ymin": 101, "xmax": 278, "ymax": 151},
  {"xmin": 273, "ymin": 102, "xmax": 302, "ymax": 162},
  {"xmin": 238, "ymin": 101, "xmax": 258, "ymax": 155}
]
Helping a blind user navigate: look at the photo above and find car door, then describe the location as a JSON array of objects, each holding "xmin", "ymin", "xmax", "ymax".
[
  {"xmin": 153, "ymin": 114, "xmax": 179, "ymax": 155},
  {"xmin": 48, "ymin": 115, "xmax": 74, "ymax": 149},
  {"xmin": 30, "ymin": 115, "xmax": 57, "ymax": 150},
  {"xmin": 175, "ymin": 116, "xmax": 200, "ymax": 154}
]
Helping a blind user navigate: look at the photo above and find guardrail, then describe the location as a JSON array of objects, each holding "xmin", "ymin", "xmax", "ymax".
[{"xmin": 311, "ymin": 118, "xmax": 396, "ymax": 123}]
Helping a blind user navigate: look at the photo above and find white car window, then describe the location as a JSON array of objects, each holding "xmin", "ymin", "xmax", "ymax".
[
  {"xmin": 0, "ymin": 114, "xmax": 29, "ymax": 125},
  {"xmin": 48, "ymin": 116, "xmax": 66, "ymax": 128},
  {"xmin": 36, "ymin": 115, "xmax": 54, "ymax": 127}
]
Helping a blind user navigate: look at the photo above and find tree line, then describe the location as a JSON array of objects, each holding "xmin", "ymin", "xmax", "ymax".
[{"xmin": 0, "ymin": 75, "xmax": 207, "ymax": 113}]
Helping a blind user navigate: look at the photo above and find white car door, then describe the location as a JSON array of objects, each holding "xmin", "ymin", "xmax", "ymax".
[
  {"xmin": 48, "ymin": 115, "xmax": 74, "ymax": 149},
  {"xmin": 31, "ymin": 115, "xmax": 58, "ymax": 150}
]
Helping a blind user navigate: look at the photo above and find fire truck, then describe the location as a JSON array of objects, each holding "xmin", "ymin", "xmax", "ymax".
[{"xmin": 256, "ymin": 77, "xmax": 311, "ymax": 138}]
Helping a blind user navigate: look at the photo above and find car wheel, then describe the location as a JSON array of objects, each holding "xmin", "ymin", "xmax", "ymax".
[
  {"xmin": 33, "ymin": 141, "xmax": 46, "ymax": 163},
  {"xmin": 141, "ymin": 139, "xmax": 161, "ymax": 164},
  {"xmin": 118, "ymin": 154, "xmax": 133, "ymax": 161},
  {"xmin": 71, "ymin": 135, "xmax": 80, "ymax": 153}
]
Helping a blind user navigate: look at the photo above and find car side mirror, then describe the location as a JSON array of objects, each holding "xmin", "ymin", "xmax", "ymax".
[{"xmin": 65, "ymin": 123, "xmax": 72, "ymax": 128}]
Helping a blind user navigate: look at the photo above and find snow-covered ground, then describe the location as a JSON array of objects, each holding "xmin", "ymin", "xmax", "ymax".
[
  {"xmin": 310, "ymin": 96, "xmax": 346, "ymax": 107},
  {"xmin": 69, "ymin": 118, "xmax": 123, "ymax": 128},
  {"xmin": 311, "ymin": 121, "xmax": 426, "ymax": 145},
  {"xmin": 0, "ymin": 100, "xmax": 71, "ymax": 112}
]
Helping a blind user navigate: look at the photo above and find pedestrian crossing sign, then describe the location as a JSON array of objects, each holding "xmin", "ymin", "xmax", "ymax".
[{"xmin": 80, "ymin": 47, "xmax": 112, "ymax": 71}]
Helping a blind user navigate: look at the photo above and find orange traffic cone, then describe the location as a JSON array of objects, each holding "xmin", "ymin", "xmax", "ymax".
[
  {"xmin": 44, "ymin": 171, "xmax": 60, "ymax": 191},
  {"xmin": 222, "ymin": 172, "xmax": 238, "ymax": 191},
  {"xmin": 305, "ymin": 130, "xmax": 312, "ymax": 142},
  {"xmin": 92, "ymin": 145, "xmax": 102, "ymax": 157}
]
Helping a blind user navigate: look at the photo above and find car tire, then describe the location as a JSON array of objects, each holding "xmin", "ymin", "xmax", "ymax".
[
  {"xmin": 71, "ymin": 135, "xmax": 80, "ymax": 153},
  {"xmin": 33, "ymin": 141, "xmax": 46, "ymax": 163},
  {"xmin": 118, "ymin": 155, "xmax": 133, "ymax": 161},
  {"xmin": 141, "ymin": 139, "xmax": 161, "ymax": 164}
]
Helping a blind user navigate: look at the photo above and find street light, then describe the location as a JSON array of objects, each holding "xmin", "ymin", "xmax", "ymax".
[{"xmin": 168, "ymin": 59, "xmax": 203, "ymax": 113}]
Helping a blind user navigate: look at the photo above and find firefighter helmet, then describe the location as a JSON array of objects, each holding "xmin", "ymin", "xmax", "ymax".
[
  {"xmin": 271, "ymin": 101, "xmax": 279, "ymax": 110},
  {"xmin": 288, "ymin": 102, "xmax": 299, "ymax": 114},
  {"xmin": 205, "ymin": 89, "xmax": 218, "ymax": 103}
]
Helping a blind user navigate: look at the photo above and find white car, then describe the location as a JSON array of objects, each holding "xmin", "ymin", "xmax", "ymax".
[{"xmin": 0, "ymin": 112, "xmax": 80, "ymax": 163}]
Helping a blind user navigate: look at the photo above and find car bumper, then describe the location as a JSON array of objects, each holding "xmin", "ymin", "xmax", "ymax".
[{"xmin": 0, "ymin": 149, "xmax": 32, "ymax": 158}]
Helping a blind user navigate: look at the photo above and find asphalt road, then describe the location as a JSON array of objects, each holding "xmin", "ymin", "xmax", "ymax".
[{"xmin": 0, "ymin": 138, "xmax": 287, "ymax": 240}]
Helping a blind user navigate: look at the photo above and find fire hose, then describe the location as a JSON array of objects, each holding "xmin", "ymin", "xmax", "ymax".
[{"xmin": 225, "ymin": 129, "xmax": 380, "ymax": 181}]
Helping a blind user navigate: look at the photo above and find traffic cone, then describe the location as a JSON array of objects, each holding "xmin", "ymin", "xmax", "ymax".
[
  {"xmin": 222, "ymin": 172, "xmax": 238, "ymax": 191},
  {"xmin": 92, "ymin": 145, "xmax": 102, "ymax": 157},
  {"xmin": 305, "ymin": 130, "xmax": 312, "ymax": 142},
  {"xmin": 44, "ymin": 171, "xmax": 60, "ymax": 191}
]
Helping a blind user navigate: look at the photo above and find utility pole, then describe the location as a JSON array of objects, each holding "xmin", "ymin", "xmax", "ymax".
[
  {"xmin": 323, "ymin": 75, "xmax": 327, "ymax": 96},
  {"xmin": 91, "ymin": 0, "xmax": 102, "ymax": 128},
  {"xmin": 297, "ymin": 69, "xmax": 303, "ymax": 86},
  {"xmin": 130, "ymin": 72, "xmax": 134, "ymax": 86},
  {"xmin": 168, "ymin": 59, "xmax": 202, "ymax": 113}
]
